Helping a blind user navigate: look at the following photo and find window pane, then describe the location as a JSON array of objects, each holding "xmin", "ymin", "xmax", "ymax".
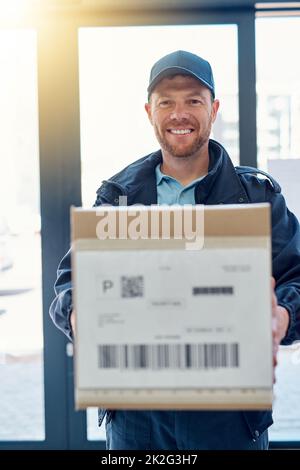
[
  {"xmin": 79, "ymin": 24, "xmax": 239, "ymax": 208},
  {"xmin": 256, "ymin": 17, "xmax": 300, "ymax": 169},
  {"xmin": 79, "ymin": 24, "xmax": 238, "ymax": 440},
  {"xmin": 265, "ymin": 158, "xmax": 300, "ymax": 442},
  {"xmin": 256, "ymin": 17, "xmax": 300, "ymax": 442},
  {"xmin": 0, "ymin": 30, "xmax": 44, "ymax": 441},
  {"xmin": 270, "ymin": 345, "xmax": 300, "ymax": 442}
]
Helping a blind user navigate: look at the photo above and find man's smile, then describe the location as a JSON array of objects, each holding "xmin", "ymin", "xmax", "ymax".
[{"xmin": 167, "ymin": 128, "xmax": 194, "ymax": 135}]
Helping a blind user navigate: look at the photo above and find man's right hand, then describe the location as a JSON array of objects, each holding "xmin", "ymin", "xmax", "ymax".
[{"xmin": 70, "ymin": 310, "xmax": 76, "ymax": 337}]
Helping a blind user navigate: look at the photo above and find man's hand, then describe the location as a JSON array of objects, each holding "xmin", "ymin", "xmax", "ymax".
[
  {"xmin": 70, "ymin": 310, "xmax": 76, "ymax": 338},
  {"xmin": 271, "ymin": 277, "xmax": 289, "ymax": 380}
]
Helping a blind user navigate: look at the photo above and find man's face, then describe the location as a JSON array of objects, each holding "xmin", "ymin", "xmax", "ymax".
[{"xmin": 145, "ymin": 75, "xmax": 219, "ymax": 159}]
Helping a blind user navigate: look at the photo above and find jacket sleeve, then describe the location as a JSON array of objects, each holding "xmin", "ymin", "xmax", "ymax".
[
  {"xmin": 49, "ymin": 191, "xmax": 105, "ymax": 341},
  {"xmin": 49, "ymin": 248, "xmax": 74, "ymax": 341},
  {"xmin": 269, "ymin": 190, "xmax": 300, "ymax": 345}
]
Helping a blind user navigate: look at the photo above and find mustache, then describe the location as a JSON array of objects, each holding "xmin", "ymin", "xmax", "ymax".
[{"xmin": 164, "ymin": 119, "xmax": 197, "ymax": 128}]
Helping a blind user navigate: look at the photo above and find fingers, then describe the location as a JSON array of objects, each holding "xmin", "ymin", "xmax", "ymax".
[
  {"xmin": 271, "ymin": 276, "xmax": 276, "ymax": 290},
  {"xmin": 271, "ymin": 276, "xmax": 277, "ymax": 315},
  {"xmin": 70, "ymin": 310, "xmax": 76, "ymax": 337},
  {"xmin": 271, "ymin": 277, "xmax": 278, "ymax": 383},
  {"xmin": 273, "ymin": 330, "xmax": 278, "ymax": 384}
]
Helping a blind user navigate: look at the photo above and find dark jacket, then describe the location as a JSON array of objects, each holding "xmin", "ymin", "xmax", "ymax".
[{"xmin": 49, "ymin": 139, "xmax": 300, "ymax": 441}]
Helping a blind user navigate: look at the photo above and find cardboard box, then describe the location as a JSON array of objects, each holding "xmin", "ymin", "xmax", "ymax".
[{"xmin": 71, "ymin": 204, "xmax": 273, "ymax": 410}]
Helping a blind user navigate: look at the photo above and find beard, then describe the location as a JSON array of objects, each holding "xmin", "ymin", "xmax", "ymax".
[{"xmin": 153, "ymin": 118, "xmax": 212, "ymax": 159}]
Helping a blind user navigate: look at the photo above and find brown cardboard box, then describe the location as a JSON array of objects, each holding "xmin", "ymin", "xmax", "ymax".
[{"xmin": 71, "ymin": 203, "xmax": 272, "ymax": 410}]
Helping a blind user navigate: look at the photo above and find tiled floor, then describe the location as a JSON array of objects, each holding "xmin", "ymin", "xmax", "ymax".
[
  {"xmin": 269, "ymin": 345, "xmax": 300, "ymax": 441},
  {"xmin": 0, "ymin": 357, "xmax": 45, "ymax": 441}
]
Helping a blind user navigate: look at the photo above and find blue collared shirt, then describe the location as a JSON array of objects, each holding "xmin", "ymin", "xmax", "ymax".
[{"xmin": 155, "ymin": 163, "xmax": 206, "ymax": 205}]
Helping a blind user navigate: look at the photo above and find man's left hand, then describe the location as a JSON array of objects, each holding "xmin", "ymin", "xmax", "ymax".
[{"xmin": 272, "ymin": 277, "xmax": 289, "ymax": 380}]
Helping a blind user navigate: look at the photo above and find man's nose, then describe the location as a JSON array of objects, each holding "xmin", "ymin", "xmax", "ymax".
[{"xmin": 169, "ymin": 103, "xmax": 190, "ymax": 121}]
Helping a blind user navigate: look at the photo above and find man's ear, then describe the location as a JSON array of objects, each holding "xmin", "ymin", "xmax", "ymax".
[
  {"xmin": 211, "ymin": 99, "xmax": 220, "ymax": 123},
  {"xmin": 145, "ymin": 102, "xmax": 153, "ymax": 125}
]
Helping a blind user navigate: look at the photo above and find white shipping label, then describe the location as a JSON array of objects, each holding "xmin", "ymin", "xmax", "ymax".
[{"xmin": 75, "ymin": 248, "xmax": 272, "ymax": 389}]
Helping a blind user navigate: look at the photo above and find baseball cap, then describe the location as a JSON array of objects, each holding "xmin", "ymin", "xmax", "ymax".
[{"xmin": 147, "ymin": 50, "xmax": 215, "ymax": 98}]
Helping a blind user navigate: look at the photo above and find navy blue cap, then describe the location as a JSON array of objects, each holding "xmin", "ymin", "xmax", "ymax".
[{"xmin": 147, "ymin": 50, "xmax": 215, "ymax": 98}]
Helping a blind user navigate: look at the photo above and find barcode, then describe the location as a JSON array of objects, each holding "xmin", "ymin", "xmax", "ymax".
[
  {"xmin": 121, "ymin": 275, "xmax": 144, "ymax": 298},
  {"xmin": 193, "ymin": 286, "xmax": 234, "ymax": 295},
  {"xmin": 98, "ymin": 343, "xmax": 239, "ymax": 369}
]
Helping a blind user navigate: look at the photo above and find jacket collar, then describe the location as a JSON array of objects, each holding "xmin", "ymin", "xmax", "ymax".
[
  {"xmin": 101, "ymin": 139, "xmax": 249, "ymax": 206},
  {"xmin": 195, "ymin": 140, "xmax": 249, "ymax": 204}
]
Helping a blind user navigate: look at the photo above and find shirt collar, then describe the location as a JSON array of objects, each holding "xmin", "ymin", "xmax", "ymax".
[
  {"xmin": 155, "ymin": 163, "xmax": 168, "ymax": 185},
  {"xmin": 155, "ymin": 163, "xmax": 206, "ymax": 188}
]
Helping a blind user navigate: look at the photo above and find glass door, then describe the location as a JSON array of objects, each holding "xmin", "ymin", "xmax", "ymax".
[
  {"xmin": 78, "ymin": 23, "xmax": 239, "ymax": 443},
  {"xmin": 0, "ymin": 29, "xmax": 44, "ymax": 442}
]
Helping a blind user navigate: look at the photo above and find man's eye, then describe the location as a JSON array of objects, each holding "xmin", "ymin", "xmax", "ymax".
[
  {"xmin": 159, "ymin": 100, "xmax": 171, "ymax": 107},
  {"xmin": 189, "ymin": 99, "xmax": 202, "ymax": 105}
]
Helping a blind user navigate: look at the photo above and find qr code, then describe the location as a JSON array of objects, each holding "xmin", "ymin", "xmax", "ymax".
[{"xmin": 121, "ymin": 276, "xmax": 144, "ymax": 298}]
